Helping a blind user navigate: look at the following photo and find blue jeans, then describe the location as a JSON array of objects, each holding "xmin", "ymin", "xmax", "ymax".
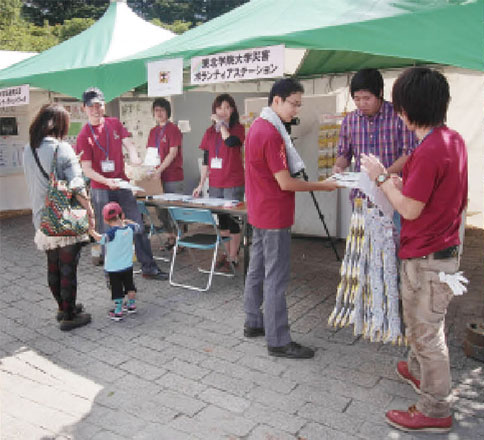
[{"xmin": 91, "ymin": 188, "xmax": 159, "ymax": 275}]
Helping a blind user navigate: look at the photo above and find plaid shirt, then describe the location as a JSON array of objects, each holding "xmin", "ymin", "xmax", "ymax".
[{"xmin": 337, "ymin": 100, "xmax": 417, "ymax": 200}]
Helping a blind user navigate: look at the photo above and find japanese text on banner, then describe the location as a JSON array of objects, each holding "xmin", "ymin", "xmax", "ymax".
[
  {"xmin": 191, "ymin": 45, "xmax": 284, "ymax": 85},
  {"xmin": 0, "ymin": 84, "xmax": 29, "ymax": 108}
]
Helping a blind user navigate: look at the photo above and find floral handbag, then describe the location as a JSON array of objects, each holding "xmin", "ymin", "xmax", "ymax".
[{"xmin": 33, "ymin": 144, "xmax": 89, "ymax": 237}]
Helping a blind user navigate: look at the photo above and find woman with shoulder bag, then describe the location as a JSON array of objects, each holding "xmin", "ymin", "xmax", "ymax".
[{"xmin": 23, "ymin": 104, "xmax": 94, "ymax": 331}]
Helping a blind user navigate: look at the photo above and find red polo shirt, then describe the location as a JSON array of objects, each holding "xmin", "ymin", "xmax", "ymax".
[
  {"xmin": 399, "ymin": 126, "xmax": 468, "ymax": 259},
  {"xmin": 77, "ymin": 117, "xmax": 131, "ymax": 190},
  {"xmin": 199, "ymin": 123, "xmax": 245, "ymax": 188},
  {"xmin": 245, "ymin": 118, "xmax": 295, "ymax": 229},
  {"xmin": 146, "ymin": 122, "xmax": 183, "ymax": 182}
]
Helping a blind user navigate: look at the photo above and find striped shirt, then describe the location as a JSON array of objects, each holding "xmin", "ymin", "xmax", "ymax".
[{"xmin": 337, "ymin": 100, "xmax": 417, "ymax": 200}]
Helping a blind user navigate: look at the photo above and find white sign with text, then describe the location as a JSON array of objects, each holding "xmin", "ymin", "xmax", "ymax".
[
  {"xmin": 0, "ymin": 84, "xmax": 29, "ymax": 108},
  {"xmin": 191, "ymin": 45, "xmax": 284, "ymax": 85}
]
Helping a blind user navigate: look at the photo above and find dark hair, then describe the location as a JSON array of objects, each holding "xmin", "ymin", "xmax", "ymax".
[
  {"xmin": 29, "ymin": 104, "xmax": 70, "ymax": 150},
  {"xmin": 212, "ymin": 93, "xmax": 239, "ymax": 127},
  {"xmin": 268, "ymin": 78, "xmax": 304, "ymax": 105},
  {"xmin": 392, "ymin": 67, "xmax": 449, "ymax": 127},
  {"xmin": 152, "ymin": 98, "xmax": 171, "ymax": 119},
  {"xmin": 350, "ymin": 68, "xmax": 384, "ymax": 98},
  {"xmin": 82, "ymin": 87, "xmax": 105, "ymax": 106}
]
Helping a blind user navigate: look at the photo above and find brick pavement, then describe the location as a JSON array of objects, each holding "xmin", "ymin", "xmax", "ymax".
[{"xmin": 1, "ymin": 215, "xmax": 483, "ymax": 440}]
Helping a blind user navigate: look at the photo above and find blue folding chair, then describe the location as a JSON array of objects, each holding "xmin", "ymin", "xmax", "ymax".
[
  {"xmin": 168, "ymin": 206, "xmax": 234, "ymax": 292},
  {"xmin": 137, "ymin": 200, "xmax": 169, "ymax": 263}
]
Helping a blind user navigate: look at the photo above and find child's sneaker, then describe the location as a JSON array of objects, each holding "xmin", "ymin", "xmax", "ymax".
[
  {"xmin": 122, "ymin": 302, "xmax": 137, "ymax": 314},
  {"xmin": 108, "ymin": 309, "xmax": 124, "ymax": 321}
]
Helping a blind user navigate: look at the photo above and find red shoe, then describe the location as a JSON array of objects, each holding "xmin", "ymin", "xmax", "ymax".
[
  {"xmin": 386, "ymin": 405, "xmax": 452, "ymax": 433},
  {"xmin": 396, "ymin": 361, "xmax": 421, "ymax": 394}
]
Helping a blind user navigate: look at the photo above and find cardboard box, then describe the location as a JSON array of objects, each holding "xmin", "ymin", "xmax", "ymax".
[{"xmin": 133, "ymin": 176, "xmax": 164, "ymax": 196}]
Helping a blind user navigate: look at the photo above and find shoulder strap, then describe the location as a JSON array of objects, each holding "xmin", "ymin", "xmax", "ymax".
[
  {"xmin": 31, "ymin": 146, "xmax": 49, "ymax": 180},
  {"xmin": 31, "ymin": 141, "xmax": 59, "ymax": 180}
]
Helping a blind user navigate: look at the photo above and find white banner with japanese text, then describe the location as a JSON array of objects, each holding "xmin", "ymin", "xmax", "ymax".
[
  {"xmin": 0, "ymin": 84, "xmax": 29, "ymax": 108},
  {"xmin": 147, "ymin": 58, "xmax": 184, "ymax": 97},
  {"xmin": 191, "ymin": 45, "xmax": 284, "ymax": 85}
]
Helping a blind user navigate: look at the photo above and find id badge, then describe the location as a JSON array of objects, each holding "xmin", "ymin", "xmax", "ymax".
[
  {"xmin": 101, "ymin": 160, "xmax": 115, "ymax": 173},
  {"xmin": 211, "ymin": 157, "xmax": 222, "ymax": 169}
]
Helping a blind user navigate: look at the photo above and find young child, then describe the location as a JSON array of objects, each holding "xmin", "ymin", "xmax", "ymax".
[{"xmin": 89, "ymin": 201, "xmax": 141, "ymax": 321}]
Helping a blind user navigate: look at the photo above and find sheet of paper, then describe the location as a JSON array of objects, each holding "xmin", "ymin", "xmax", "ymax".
[
  {"xmin": 328, "ymin": 172, "xmax": 361, "ymax": 188},
  {"xmin": 152, "ymin": 194, "xmax": 192, "ymax": 202},
  {"xmin": 113, "ymin": 179, "xmax": 144, "ymax": 192},
  {"xmin": 357, "ymin": 172, "xmax": 394, "ymax": 218}
]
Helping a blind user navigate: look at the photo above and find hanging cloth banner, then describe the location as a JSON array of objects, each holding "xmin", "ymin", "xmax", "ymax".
[
  {"xmin": 0, "ymin": 84, "xmax": 29, "ymax": 108},
  {"xmin": 147, "ymin": 58, "xmax": 184, "ymax": 97},
  {"xmin": 191, "ymin": 44, "xmax": 284, "ymax": 85}
]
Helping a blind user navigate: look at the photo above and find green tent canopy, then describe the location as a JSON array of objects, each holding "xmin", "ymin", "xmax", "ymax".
[
  {"xmin": 0, "ymin": 0, "xmax": 174, "ymax": 101},
  {"xmin": 0, "ymin": 0, "xmax": 482, "ymax": 99},
  {"xmin": 103, "ymin": 0, "xmax": 483, "ymax": 86}
]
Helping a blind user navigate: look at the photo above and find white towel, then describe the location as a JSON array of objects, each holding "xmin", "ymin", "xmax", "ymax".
[{"xmin": 259, "ymin": 106, "xmax": 305, "ymax": 175}]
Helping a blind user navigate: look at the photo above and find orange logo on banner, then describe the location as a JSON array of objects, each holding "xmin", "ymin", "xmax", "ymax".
[{"xmin": 159, "ymin": 71, "xmax": 170, "ymax": 84}]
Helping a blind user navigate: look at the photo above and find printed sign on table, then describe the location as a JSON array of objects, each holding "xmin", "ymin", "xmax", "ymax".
[
  {"xmin": 147, "ymin": 58, "xmax": 184, "ymax": 97},
  {"xmin": 191, "ymin": 45, "xmax": 284, "ymax": 85},
  {"xmin": 0, "ymin": 84, "xmax": 29, "ymax": 108}
]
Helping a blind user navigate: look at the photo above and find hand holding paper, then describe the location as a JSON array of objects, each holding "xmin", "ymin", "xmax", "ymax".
[{"xmin": 360, "ymin": 153, "xmax": 386, "ymax": 181}]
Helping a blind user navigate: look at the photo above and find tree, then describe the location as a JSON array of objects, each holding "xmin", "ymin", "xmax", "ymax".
[
  {"xmin": 151, "ymin": 18, "xmax": 191, "ymax": 35},
  {"xmin": 56, "ymin": 17, "xmax": 95, "ymax": 42},
  {"xmin": 0, "ymin": 0, "xmax": 23, "ymax": 27},
  {"xmin": 1, "ymin": 0, "xmax": 249, "ymax": 52},
  {"xmin": 22, "ymin": 0, "xmax": 109, "ymax": 25}
]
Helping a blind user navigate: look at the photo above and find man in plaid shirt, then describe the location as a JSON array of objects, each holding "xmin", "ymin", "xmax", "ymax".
[{"xmin": 333, "ymin": 69, "xmax": 417, "ymax": 201}]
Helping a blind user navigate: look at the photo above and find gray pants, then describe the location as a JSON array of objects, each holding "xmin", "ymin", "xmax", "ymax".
[
  {"xmin": 157, "ymin": 180, "xmax": 184, "ymax": 234},
  {"xmin": 91, "ymin": 188, "xmax": 159, "ymax": 275},
  {"xmin": 243, "ymin": 227, "xmax": 291, "ymax": 347}
]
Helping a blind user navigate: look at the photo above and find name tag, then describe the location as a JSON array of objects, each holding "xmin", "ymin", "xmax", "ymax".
[
  {"xmin": 101, "ymin": 160, "xmax": 115, "ymax": 173},
  {"xmin": 211, "ymin": 157, "xmax": 222, "ymax": 169}
]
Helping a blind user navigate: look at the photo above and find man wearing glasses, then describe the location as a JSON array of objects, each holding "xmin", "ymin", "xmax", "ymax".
[{"xmin": 243, "ymin": 78, "xmax": 338, "ymax": 359}]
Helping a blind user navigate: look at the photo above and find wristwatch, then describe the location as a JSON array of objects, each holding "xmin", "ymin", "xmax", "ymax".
[{"xmin": 375, "ymin": 172, "xmax": 390, "ymax": 187}]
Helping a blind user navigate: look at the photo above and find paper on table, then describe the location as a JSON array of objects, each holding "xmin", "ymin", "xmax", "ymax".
[
  {"xmin": 151, "ymin": 194, "xmax": 240, "ymax": 207},
  {"xmin": 189, "ymin": 197, "xmax": 240, "ymax": 207},
  {"xmin": 152, "ymin": 193, "xmax": 192, "ymax": 201}
]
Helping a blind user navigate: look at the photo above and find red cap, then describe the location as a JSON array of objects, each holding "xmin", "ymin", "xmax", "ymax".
[{"xmin": 102, "ymin": 202, "xmax": 123, "ymax": 221}]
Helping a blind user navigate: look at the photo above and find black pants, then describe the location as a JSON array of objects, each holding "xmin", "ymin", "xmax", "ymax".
[
  {"xmin": 108, "ymin": 267, "xmax": 136, "ymax": 300},
  {"xmin": 46, "ymin": 243, "xmax": 82, "ymax": 320}
]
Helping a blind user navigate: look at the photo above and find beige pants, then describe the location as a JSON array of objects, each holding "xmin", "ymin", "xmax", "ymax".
[{"xmin": 401, "ymin": 255, "xmax": 459, "ymax": 418}]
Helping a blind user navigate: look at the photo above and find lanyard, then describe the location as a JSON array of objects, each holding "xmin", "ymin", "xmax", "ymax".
[
  {"xmin": 155, "ymin": 123, "xmax": 169, "ymax": 156},
  {"xmin": 417, "ymin": 128, "xmax": 434, "ymax": 147},
  {"xmin": 214, "ymin": 134, "xmax": 223, "ymax": 158},
  {"xmin": 88, "ymin": 122, "xmax": 109, "ymax": 159}
]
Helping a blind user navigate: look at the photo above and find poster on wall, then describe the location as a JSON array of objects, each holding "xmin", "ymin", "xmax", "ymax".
[
  {"xmin": 55, "ymin": 101, "xmax": 88, "ymax": 146},
  {"xmin": 191, "ymin": 44, "xmax": 284, "ymax": 85},
  {"xmin": 0, "ymin": 84, "xmax": 30, "ymax": 108},
  {"xmin": 147, "ymin": 58, "xmax": 184, "ymax": 97}
]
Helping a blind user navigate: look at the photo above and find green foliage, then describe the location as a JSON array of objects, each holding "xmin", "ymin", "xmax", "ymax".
[
  {"xmin": 151, "ymin": 18, "xmax": 191, "ymax": 35},
  {"xmin": 22, "ymin": 1, "xmax": 109, "ymax": 26},
  {"xmin": 0, "ymin": 0, "xmax": 23, "ymax": 27},
  {"xmin": 0, "ymin": 22, "xmax": 57, "ymax": 51},
  {"xmin": 56, "ymin": 18, "xmax": 95, "ymax": 42},
  {"xmin": 0, "ymin": 0, "xmax": 249, "ymax": 52}
]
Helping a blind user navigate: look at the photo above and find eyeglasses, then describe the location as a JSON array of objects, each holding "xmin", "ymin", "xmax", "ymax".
[{"xmin": 285, "ymin": 99, "xmax": 303, "ymax": 108}]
